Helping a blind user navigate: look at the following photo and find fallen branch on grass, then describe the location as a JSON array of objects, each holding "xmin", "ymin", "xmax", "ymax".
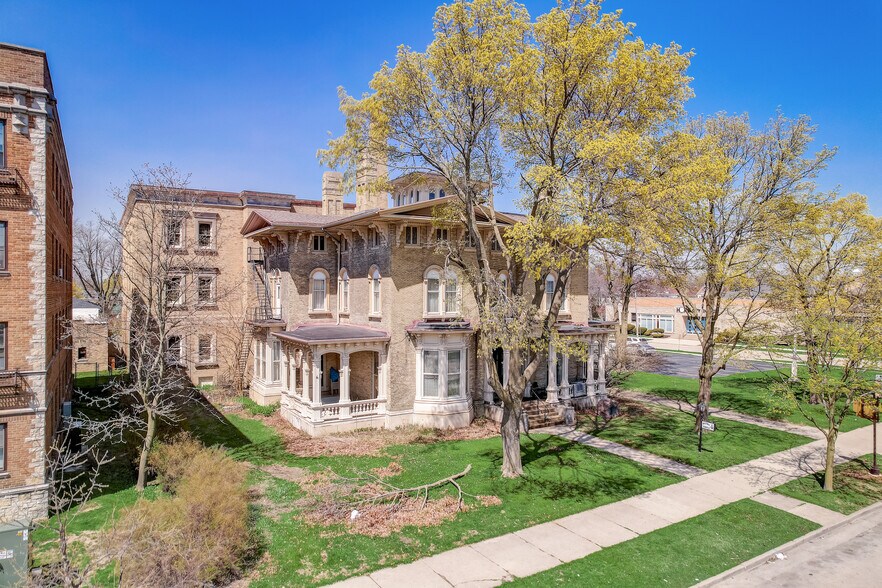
[{"xmin": 358, "ymin": 464, "xmax": 474, "ymax": 510}]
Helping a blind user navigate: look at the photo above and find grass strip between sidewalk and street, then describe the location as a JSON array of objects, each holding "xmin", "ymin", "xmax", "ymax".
[
  {"xmin": 773, "ymin": 453, "xmax": 882, "ymax": 514},
  {"xmin": 505, "ymin": 499, "xmax": 819, "ymax": 588}
]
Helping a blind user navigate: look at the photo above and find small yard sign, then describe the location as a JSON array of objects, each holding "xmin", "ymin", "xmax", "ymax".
[{"xmin": 701, "ymin": 420, "xmax": 716, "ymax": 432}]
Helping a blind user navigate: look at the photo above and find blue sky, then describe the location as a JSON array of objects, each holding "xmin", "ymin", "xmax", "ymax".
[{"xmin": 4, "ymin": 0, "xmax": 881, "ymax": 218}]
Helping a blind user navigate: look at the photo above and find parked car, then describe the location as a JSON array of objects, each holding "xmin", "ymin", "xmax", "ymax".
[{"xmin": 626, "ymin": 337, "xmax": 655, "ymax": 355}]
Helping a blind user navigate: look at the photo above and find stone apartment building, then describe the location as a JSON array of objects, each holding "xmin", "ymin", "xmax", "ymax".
[
  {"xmin": 0, "ymin": 43, "xmax": 73, "ymax": 523},
  {"xmin": 123, "ymin": 168, "xmax": 612, "ymax": 436}
]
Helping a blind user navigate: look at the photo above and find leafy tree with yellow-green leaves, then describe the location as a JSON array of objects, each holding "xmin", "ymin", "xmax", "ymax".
[
  {"xmin": 320, "ymin": 0, "xmax": 698, "ymax": 477},
  {"xmin": 768, "ymin": 193, "xmax": 882, "ymax": 490},
  {"xmin": 653, "ymin": 113, "xmax": 836, "ymax": 430}
]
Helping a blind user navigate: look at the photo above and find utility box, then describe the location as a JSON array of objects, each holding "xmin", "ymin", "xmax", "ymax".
[{"xmin": 0, "ymin": 523, "xmax": 30, "ymax": 587}]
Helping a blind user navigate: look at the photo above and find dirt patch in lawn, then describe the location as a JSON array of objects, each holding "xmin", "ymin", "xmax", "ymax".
[
  {"xmin": 259, "ymin": 464, "xmax": 308, "ymax": 482},
  {"xmin": 261, "ymin": 414, "xmax": 499, "ymax": 458},
  {"xmin": 294, "ymin": 467, "xmax": 501, "ymax": 537}
]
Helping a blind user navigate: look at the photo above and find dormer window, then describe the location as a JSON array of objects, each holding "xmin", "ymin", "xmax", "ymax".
[{"xmin": 312, "ymin": 235, "xmax": 325, "ymax": 252}]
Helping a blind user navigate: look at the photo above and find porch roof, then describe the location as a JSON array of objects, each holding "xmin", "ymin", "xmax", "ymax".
[
  {"xmin": 556, "ymin": 321, "xmax": 616, "ymax": 336},
  {"xmin": 275, "ymin": 323, "xmax": 391, "ymax": 346},
  {"xmin": 405, "ymin": 319, "xmax": 474, "ymax": 334}
]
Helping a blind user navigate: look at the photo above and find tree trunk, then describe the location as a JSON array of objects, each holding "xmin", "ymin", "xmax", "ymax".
[
  {"xmin": 696, "ymin": 362, "xmax": 713, "ymax": 431},
  {"xmin": 136, "ymin": 409, "xmax": 156, "ymax": 491},
  {"xmin": 500, "ymin": 402, "xmax": 523, "ymax": 478},
  {"xmin": 823, "ymin": 430, "xmax": 837, "ymax": 491}
]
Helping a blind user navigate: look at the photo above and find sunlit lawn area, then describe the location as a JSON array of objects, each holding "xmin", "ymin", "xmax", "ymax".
[
  {"xmin": 773, "ymin": 453, "xmax": 882, "ymax": 514},
  {"xmin": 580, "ymin": 401, "xmax": 812, "ymax": 472},
  {"xmin": 36, "ymin": 384, "xmax": 684, "ymax": 587},
  {"xmin": 622, "ymin": 370, "xmax": 869, "ymax": 433},
  {"xmin": 505, "ymin": 499, "xmax": 819, "ymax": 587}
]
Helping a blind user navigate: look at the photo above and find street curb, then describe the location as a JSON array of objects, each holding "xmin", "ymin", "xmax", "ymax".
[{"xmin": 696, "ymin": 499, "xmax": 882, "ymax": 586}]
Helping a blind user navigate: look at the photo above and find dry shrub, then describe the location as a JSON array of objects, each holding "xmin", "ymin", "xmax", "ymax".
[
  {"xmin": 149, "ymin": 432, "xmax": 203, "ymax": 492},
  {"xmin": 107, "ymin": 439, "xmax": 251, "ymax": 587}
]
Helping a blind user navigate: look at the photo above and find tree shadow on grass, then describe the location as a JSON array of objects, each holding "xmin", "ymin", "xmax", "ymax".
[{"xmin": 479, "ymin": 435, "xmax": 666, "ymax": 502}]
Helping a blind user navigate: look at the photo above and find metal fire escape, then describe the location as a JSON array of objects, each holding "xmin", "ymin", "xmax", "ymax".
[{"xmin": 236, "ymin": 247, "xmax": 283, "ymax": 391}]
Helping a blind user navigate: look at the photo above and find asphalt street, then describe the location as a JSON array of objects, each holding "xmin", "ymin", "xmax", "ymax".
[
  {"xmin": 712, "ymin": 505, "xmax": 882, "ymax": 587},
  {"xmin": 650, "ymin": 351, "xmax": 778, "ymax": 378}
]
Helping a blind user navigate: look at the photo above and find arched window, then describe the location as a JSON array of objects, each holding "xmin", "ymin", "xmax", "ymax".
[
  {"xmin": 425, "ymin": 266, "xmax": 459, "ymax": 316},
  {"xmin": 338, "ymin": 269, "xmax": 350, "ymax": 313},
  {"xmin": 426, "ymin": 269, "xmax": 441, "ymax": 314},
  {"xmin": 370, "ymin": 267, "xmax": 382, "ymax": 315},
  {"xmin": 310, "ymin": 269, "xmax": 328, "ymax": 312}
]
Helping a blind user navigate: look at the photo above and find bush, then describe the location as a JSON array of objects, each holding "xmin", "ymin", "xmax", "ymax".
[
  {"xmin": 240, "ymin": 397, "xmax": 279, "ymax": 417},
  {"xmin": 638, "ymin": 326, "xmax": 649, "ymax": 336},
  {"xmin": 626, "ymin": 323, "xmax": 637, "ymax": 335},
  {"xmin": 149, "ymin": 432, "xmax": 204, "ymax": 493},
  {"xmin": 649, "ymin": 331, "xmax": 665, "ymax": 338},
  {"xmin": 108, "ymin": 438, "xmax": 251, "ymax": 587}
]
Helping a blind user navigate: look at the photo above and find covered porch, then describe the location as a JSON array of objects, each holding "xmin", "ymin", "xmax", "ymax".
[
  {"xmin": 276, "ymin": 324, "xmax": 391, "ymax": 436},
  {"xmin": 483, "ymin": 321, "xmax": 614, "ymax": 409}
]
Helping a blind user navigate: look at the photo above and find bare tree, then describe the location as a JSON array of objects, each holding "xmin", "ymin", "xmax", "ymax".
[
  {"xmin": 73, "ymin": 220, "xmax": 121, "ymax": 317},
  {"xmin": 29, "ymin": 429, "xmax": 113, "ymax": 587},
  {"xmin": 80, "ymin": 164, "xmax": 235, "ymax": 491}
]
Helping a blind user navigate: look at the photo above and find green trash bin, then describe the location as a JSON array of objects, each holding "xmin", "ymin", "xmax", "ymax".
[{"xmin": 0, "ymin": 522, "xmax": 30, "ymax": 587}]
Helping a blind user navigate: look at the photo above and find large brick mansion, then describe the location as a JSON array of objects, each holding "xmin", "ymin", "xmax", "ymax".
[{"xmin": 122, "ymin": 168, "xmax": 612, "ymax": 435}]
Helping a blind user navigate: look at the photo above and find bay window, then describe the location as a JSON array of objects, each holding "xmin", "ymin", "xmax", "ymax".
[{"xmin": 419, "ymin": 347, "xmax": 466, "ymax": 399}]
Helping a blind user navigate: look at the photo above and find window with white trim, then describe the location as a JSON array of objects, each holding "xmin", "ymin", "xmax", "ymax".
[
  {"xmin": 338, "ymin": 269, "xmax": 350, "ymax": 313},
  {"xmin": 543, "ymin": 273, "xmax": 568, "ymax": 313},
  {"xmin": 165, "ymin": 275, "xmax": 185, "ymax": 307},
  {"xmin": 197, "ymin": 334, "xmax": 214, "ymax": 364},
  {"xmin": 435, "ymin": 228, "xmax": 448, "ymax": 243},
  {"xmin": 369, "ymin": 228, "xmax": 382, "ymax": 248},
  {"xmin": 196, "ymin": 220, "xmax": 215, "ymax": 249},
  {"xmin": 405, "ymin": 226, "xmax": 420, "ymax": 245},
  {"xmin": 310, "ymin": 270, "xmax": 328, "ymax": 311},
  {"xmin": 196, "ymin": 275, "xmax": 215, "ymax": 305},
  {"xmin": 272, "ymin": 339, "xmax": 281, "ymax": 382},
  {"xmin": 425, "ymin": 267, "xmax": 459, "ymax": 317},
  {"xmin": 370, "ymin": 267, "xmax": 381, "ymax": 315},
  {"xmin": 420, "ymin": 348, "xmax": 466, "ymax": 399},
  {"xmin": 638, "ymin": 313, "xmax": 675, "ymax": 333},
  {"xmin": 0, "ymin": 322, "xmax": 7, "ymax": 371},
  {"xmin": 464, "ymin": 230, "xmax": 477, "ymax": 249},
  {"xmin": 165, "ymin": 218, "xmax": 183, "ymax": 249},
  {"xmin": 166, "ymin": 335, "xmax": 183, "ymax": 365}
]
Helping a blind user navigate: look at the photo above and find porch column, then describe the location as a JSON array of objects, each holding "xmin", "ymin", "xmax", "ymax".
[
  {"xmin": 483, "ymin": 362, "xmax": 494, "ymax": 404},
  {"xmin": 301, "ymin": 353, "xmax": 310, "ymax": 402},
  {"xmin": 597, "ymin": 336, "xmax": 607, "ymax": 394},
  {"xmin": 587, "ymin": 337, "xmax": 597, "ymax": 396},
  {"xmin": 559, "ymin": 353, "xmax": 570, "ymax": 401},
  {"xmin": 378, "ymin": 348, "xmax": 388, "ymax": 413},
  {"xmin": 339, "ymin": 349, "xmax": 351, "ymax": 418},
  {"xmin": 311, "ymin": 352, "xmax": 322, "ymax": 405},
  {"xmin": 546, "ymin": 341, "xmax": 559, "ymax": 403}
]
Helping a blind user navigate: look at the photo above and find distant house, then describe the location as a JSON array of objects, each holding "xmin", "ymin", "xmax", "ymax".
[{"xmin": 72, "ymin": 298, "xmax": 109, "ymax": 372}]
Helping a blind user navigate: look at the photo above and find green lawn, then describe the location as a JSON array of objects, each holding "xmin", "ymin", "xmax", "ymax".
[
  {"xmin": 580, "ymin": 402, "xmax": 812, "ymax": 472},
  {"xmin": 505, "ymin": 499, "xmax": 819, "ymax": 587},
  {"xmin": 623, "ymin": 370, "xmax": 869, "ymax": 433},
  {"xmin": 37, "ymin": 392, "xmax": 683, "ymax": 587},
  {"xmin": 773, "ymin": 454, "xmax": 882, "ymax": 514}
]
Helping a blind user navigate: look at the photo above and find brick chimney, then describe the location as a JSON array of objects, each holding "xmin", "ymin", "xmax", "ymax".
[
  {"xmin": 355, "ymin": 152, "xmax": 389, "ymax": 211},
  {"xmin": 321, "ymin": 171, "xmax": 344, "ymax": 215}
]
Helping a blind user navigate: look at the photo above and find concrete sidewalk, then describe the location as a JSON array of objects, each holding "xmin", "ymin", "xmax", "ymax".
[
  {"xmin": 330, "ymin": 426, "xmax": 875, "ymax": 588},
  {"xmin": 616, "ymin": 389, "xmax": 826, "ymax": 440}
]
